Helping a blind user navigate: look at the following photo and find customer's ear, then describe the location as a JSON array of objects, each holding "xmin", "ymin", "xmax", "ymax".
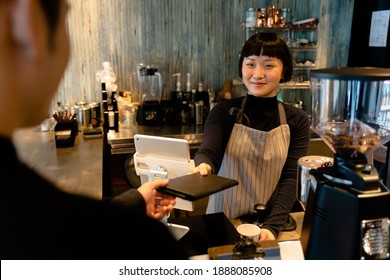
[{"xmin": 9, "ymin": 0, "xmax": 39, "ymax": 59}]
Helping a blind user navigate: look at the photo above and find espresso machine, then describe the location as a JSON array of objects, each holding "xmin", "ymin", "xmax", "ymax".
[
  {"xmin": 301, "ymin": 67, "xmax": 390, "ymax": 260},
  {"xmin": 136, "ymin": 63, "xmax": 163, "ymax": 126}
]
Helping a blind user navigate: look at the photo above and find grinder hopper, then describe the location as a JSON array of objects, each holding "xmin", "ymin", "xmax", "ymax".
[
  {"xmin": 300, "ymin": 67, "xmax": 390, "ymax": 260},
  {"xmin": 310, "ymin": 67, "xmax": 390, "ymax": 190}
]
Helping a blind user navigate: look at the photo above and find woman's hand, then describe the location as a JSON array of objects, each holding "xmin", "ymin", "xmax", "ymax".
[
  {"xmin": 193, "ymin": 163, "xmax": 212, "ymax": 176},
  {"xmin": 137, "ymin": 179, "xmax": 176, "ymax": 220},
  {"xmin": 259, "ymin": 228, "xmax": 276, "ymax": 241}
]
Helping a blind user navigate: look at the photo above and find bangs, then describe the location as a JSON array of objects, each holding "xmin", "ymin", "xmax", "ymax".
[
  {"xmin": 238, "ymin": 32, "xmax": 293, "ymax": 82},
  {"xmin": 241, "ymin": 33, "xmax": 286, "ymax": 61}
]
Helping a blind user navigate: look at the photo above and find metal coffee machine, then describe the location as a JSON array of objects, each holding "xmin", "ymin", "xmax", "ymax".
[
  {"xmin": 136, "ymin": 63, "xmax": 163, "ymax": 126},
  {"xmin": 301, "ymin": 67, "xmax": 390, "ymax": 260}
]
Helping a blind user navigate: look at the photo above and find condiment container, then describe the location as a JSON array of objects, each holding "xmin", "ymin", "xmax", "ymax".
[{"xmin": 74, "ymin": 101, "xmax": 91, "ymax": 130}]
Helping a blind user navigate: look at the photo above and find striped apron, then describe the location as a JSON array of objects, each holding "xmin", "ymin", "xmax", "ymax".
[{"xmin": 206, "ymin": 96, "xmax": 290, "ymax": 219}]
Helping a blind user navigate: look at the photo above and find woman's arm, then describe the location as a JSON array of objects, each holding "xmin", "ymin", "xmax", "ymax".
[
  {"xmin": 194, "ymin": 102, "xmax": 234, "ymax": 173},
  {"xmin": 262, "ymin": 108, "xmax": 311, "ymax": 237}
]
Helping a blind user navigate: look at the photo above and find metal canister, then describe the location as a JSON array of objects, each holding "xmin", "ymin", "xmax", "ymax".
[
  {"xmin": 74, "ymin": 101, "xmax": 91, "ymax": 130},
  {"xmin": 297, "ymin": 155, "xmax": 333, "ymax": 204},
  {"xmin": 90, "ymin": 101, "xmax": 101, "ymax": 128},
  {"xmin": 195, "ymin": 102, "xmax": 204, "ymax": 125}
]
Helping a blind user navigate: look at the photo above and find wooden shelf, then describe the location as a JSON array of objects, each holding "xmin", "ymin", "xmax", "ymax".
[
  {"xmin": 248, "ymin": 26, "xmax": 317, "ymax": 32},
  {"xmin": 279, "ymin": 83, "xmax": 310, "ymax": 89},
  {"xmin": 294, "ymin": 65, "xmax": 316, "ymax": 70}
]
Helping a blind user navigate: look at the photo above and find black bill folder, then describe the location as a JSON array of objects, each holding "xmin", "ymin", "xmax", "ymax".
[{"xmin": 158, "ymin": 172, "xmax": 239, "ymax": 201}]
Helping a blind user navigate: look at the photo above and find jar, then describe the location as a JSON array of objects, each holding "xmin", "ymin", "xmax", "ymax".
[
  {"xmin": 245, "ymin": 8, "xmax": 257, "ymax": 28},
  {"xmin": 120, "ymin": 102, "xmax": 135, "ymax": 128},
  {"xmin": 281, "ymin": 8, "xmax": 292, "ymax": 25},
  {"xmin": 256, "ymin": 8, "xmax": 266, "ymax": 27}
]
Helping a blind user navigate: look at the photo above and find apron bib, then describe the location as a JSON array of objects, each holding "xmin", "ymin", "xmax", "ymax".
[{"xmin": 206, "ymin": 97, "xmax": 290, "ymax": 219}]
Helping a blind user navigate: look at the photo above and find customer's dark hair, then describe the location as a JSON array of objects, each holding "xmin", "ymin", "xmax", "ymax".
[
  {"xmin": 40, "ymin": 0, "xmax": 62, "ymax": 46},
  {"xmin": 238, "ymin": 32, "xmax": 293, "ymax": 83}
]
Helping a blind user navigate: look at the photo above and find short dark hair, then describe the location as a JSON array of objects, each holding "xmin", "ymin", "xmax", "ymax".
[
  {"xmin": 40, "ymin": 0, "xmax": 61, "ymax": 46},
  {"xmin": 238, "ymin": 32, "xmax": 293, "ymax": 83}
]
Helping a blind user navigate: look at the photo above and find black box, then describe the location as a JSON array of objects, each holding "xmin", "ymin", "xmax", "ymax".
[{"xmin": 54, "ymin": 120, "xmax": 78, "ymax": 148}]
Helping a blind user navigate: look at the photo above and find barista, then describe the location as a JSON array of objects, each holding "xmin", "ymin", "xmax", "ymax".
[{"xmin": 194, "ymin": 32, "xmax": 310, "ymax": 241}]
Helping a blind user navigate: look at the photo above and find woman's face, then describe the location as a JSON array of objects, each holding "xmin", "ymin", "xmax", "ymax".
[{"xmin": 241, "ymin": 54, "xmax": 284, "ymax": 98}]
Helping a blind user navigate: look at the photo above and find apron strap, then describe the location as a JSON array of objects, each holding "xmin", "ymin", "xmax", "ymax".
[
  {"xmin": 278, "ymin": 102, "xmax": 287, "ymax": 125},
  {"xmin": 236, "ymin": 95, "xmax": 247, "ymax": 124}
]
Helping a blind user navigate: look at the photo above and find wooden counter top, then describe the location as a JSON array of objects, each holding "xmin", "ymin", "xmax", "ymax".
[{"xmin": 231, "ymin": 211, "xmax": 304, "ymax": 242}]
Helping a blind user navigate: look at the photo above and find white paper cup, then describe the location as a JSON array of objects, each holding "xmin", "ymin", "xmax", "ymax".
[{"xmin": 237, "ymin": 224, "xmax": 261, "ymax": 242}]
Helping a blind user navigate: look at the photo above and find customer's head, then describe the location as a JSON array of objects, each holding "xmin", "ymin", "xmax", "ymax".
[
  {"xmin": 0, "ymin": 0, "xmax": 70, "ymax": 134},
  {"xmin": 39, "ymin": 0, "xmax": 63, "ymax": 46},
  {"xmin": 238, "ymin": 32, "xmax": 293, "ymax": 83}
]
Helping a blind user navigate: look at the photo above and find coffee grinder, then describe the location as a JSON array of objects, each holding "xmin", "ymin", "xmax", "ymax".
[
  {"xmin": 301, "ymin": 67, "xmax": 390, "ymax": 260},
  {"xmin": 136, "ymin": 63, "xmax": 163, "ymax": 126}
]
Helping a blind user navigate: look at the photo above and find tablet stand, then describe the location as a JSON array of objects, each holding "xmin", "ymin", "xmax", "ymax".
[{"xmin": 133, "ymin": 152, "xmax": 195, "ymax": 211}]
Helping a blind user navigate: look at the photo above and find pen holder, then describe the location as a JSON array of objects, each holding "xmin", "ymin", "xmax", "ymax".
[{"xmin": 54, "ymin": 120, "xmax": 78, "ymax": 148}]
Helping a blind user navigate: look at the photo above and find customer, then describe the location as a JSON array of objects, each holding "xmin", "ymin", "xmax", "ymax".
[
  {"xmin": 194, "ymin": 32, "xmax": 310, "ymax": 241},
  {"xmin": 0, "ymin": 0, "xmax": 187, "ymax": 259}
]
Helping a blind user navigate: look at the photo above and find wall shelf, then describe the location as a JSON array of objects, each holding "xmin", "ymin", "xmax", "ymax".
[{"xmin": 279, "ymin": 83, "xmax": 310, "ymax": 90}]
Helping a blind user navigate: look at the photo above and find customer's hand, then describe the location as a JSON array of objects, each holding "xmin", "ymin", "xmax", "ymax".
[
  {"xmin": 137, "ymin": 179, "xmax": 176, "ymax": 220},
  {"xmin": 193, "ymin": 163, "xmax": 212, "ymax": 176}
]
